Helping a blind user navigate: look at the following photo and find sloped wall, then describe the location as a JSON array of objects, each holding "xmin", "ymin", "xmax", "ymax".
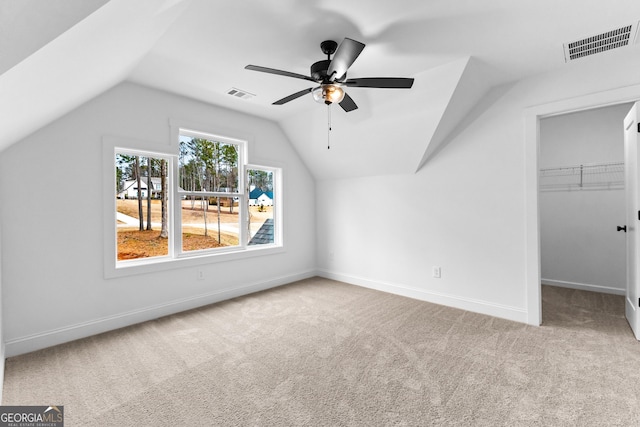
[{"xmin": 0, "ymin": 82, "xmax": 316, "ymax": 356}]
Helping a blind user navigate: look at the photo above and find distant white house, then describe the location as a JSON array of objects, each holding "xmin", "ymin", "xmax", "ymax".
[
  {"xmin": 249, "ymin": 187, "xmax": 273, "ymax": 206},
  {"xmin": 118, "ymin": 177, "xmax": 162, "ymax": 199}
]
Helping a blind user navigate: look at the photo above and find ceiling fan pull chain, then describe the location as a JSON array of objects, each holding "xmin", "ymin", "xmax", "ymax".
[{"xmin": 327, "ymin": 104, "xmax": 332, "ymax": 149}]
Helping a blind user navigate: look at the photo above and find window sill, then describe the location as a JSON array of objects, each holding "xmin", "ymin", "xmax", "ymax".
[{"xmin": 105, "ymin": 244, "xmax": 285, "ymax": 279}]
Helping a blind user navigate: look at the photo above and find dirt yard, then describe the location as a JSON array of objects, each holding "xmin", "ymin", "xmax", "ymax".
[{"xmin": 116, "ymin": 199, "xmax": 272, "ymax": 259}]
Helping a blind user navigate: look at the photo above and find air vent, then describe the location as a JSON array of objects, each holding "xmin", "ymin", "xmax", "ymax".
[
  {"xmin": 226, "ymin": 87, "xmax": 255, "ymax": 100},
  {"xmin": 563, "ymin": 22, "xmax": 639, "ymax": 62}
]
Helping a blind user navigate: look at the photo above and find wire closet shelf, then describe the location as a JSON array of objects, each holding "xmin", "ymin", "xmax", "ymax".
[{"xmin": 539, "ymin": 161, "xmax": 624, "ymax": 191}]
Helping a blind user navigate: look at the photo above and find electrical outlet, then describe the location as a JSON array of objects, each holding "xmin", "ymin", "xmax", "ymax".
[
  {"xmin": 329, "ymin": 251, "xmax": 335, "ymax": 261},
  {"xmin": 432, "ymin": 266, "xmax": 441, "ymax": 279},
  {"xmin": 197, "ymin": 270, "xmax": 205, "ymax": 281}
]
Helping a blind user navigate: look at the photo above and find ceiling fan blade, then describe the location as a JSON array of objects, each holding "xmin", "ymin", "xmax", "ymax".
[
  {"xmin": 344, "ymin": 77, "xmax": 414, "ymax": 89},
  {"xmin": 338, "ymin": 92, "xmax": 358, "ymax": 112},
  {"xmin": 273, "ymin": 88, "xmax": 314, "ymax": 105},
  {"xmin": 327, "ymin": 38, "xmax": 365, "ymax": 81},
  {"xmin": 245, "ymin": 65, "xmax": 317, "ymax": 82}
]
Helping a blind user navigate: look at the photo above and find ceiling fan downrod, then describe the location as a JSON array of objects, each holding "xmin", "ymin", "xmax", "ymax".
[{"xmin": 327, "ymin": 103, "xmax": 332, "ymax": 150}]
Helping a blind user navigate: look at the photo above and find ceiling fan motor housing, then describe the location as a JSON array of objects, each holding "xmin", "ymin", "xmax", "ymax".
[
  {"xmin": 311, "ymin": 60, "xmax": 331, "ymax": 82},
  {"xmin": 311, "ymin": 59, "xmax": 346, "ymax": 82}
]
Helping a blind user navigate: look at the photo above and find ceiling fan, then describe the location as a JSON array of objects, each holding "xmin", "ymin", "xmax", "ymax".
[{"xmin": 245, "ymin": 38, "xmax": 414, "ymax": 112}]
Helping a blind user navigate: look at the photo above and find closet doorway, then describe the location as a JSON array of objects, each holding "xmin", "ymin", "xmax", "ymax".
[{"xmin": 539, "ymin": 103, "xmax": 632, "ymax": 325}]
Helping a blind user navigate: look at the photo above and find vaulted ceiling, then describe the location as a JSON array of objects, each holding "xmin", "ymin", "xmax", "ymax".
[{"xmin": 3, "ymin": 0, "xmax": 640, "ymax": 177}]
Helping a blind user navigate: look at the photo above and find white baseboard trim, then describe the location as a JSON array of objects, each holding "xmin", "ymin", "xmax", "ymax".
[
  {"xmin": 625, "ymin": 297, "xmax": 640, "ymax": 340},
  {"xmin": 318, "ymin": 269, "xmax": 528, "ymax": 324},
  {"xmin": 5, "ymin": 269, "xmax": 317, "ymax": 358},
  {"xmin": 541, "ymin": 278, "xmax": 625, "ymax": 296}
]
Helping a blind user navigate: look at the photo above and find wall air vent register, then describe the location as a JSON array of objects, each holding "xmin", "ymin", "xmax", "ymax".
[{"xmin": 563, "ymin": 22, "xmax": 639, "ymax": 62}]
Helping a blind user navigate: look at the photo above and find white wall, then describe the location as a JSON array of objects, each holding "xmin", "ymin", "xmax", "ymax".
[
  {"xmin": 316, "ymin": 52, "xmax": 640, "ymax": 323},
  {"xmin": 539, "ymin": 104, "xmax": 631, "ymax": 294},
  {"xmin": 0, "ymin": 82, "xmax": 316, "ymax": 356}
]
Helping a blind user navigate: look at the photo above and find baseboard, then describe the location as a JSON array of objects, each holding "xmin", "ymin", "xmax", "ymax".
[
  {"xmin": 625, "ymin": 296, "xmax": 640, "ymax": 340},
  {"xmin": 5, "ymin": 269, "xmax": 317, "ymax": 358},
  {"xmin": 541, "ymin": 278, "xmax": 625, "ymax": 296},
  {"xmin": 318, "ymin": 269, "xmax": 528, "ymax": 324}
]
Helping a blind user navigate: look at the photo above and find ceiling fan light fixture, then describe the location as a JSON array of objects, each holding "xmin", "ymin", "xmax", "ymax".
[{"xmin": 312, "ymin": 84, "xmax": 345, "ymax": 104}]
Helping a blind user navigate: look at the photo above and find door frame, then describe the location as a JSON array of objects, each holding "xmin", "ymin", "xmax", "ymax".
[
  {"xmin": 525, "ymin": 84, "xmax": 640, "ymax": 326},
  {"xmin": 623, "ymin": 105, "xmax": 640, "ymax": 338}
]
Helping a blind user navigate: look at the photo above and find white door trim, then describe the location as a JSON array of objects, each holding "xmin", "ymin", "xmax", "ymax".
[
  {"xmin": 624, "ymin": 104, "xmax": 640, "ymax": 339},
  {"xmin": 525, "ymin": 85, "xmax": 640, "ymax": 326}
]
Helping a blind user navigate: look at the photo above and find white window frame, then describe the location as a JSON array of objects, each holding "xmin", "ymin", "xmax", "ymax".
[{"xmin": 103, "ymin": 127, "xmax": 284, "ymax": 279}]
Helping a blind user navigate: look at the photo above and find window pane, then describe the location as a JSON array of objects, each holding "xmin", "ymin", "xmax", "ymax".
[
  {"xmin": 116, "ymin": 154, "xmax": 170, "ymax": 261},
  {"xmin": 181, "ymin": 196, "xmax": 241, "ymax": 252},
  {"xmin": 179, "ymin": 135, "xmax": 239, "ymax": 192},
  {"xmin": 248, "ymin": 169, "xmax": 274, "ymax": 246}
]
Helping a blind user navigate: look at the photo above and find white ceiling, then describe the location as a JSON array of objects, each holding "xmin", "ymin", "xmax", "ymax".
[{"xmin": 3, "ymin": 0, "xmax": 640, "ymax": 177}]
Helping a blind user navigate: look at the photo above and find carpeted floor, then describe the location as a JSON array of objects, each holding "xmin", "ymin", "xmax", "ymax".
[{"xmin": 3, "ymin": 278, "xmax": 640, "ymax": 426}]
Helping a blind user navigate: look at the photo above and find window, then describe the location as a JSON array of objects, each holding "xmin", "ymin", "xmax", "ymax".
[
  {"xmin": 115, "ymin": 150, "xmax": 171, "ymax": 261},
  {"xmin": 247, "ymin": 167, "xmax": 276, "ymax": 246},
  {"xmin": 106, "ymin": 127, "xmax": 282, "ymax": 276},
  {"xmin": 178, "ymin": 132, "xmax": 244, "ymax": 253}
]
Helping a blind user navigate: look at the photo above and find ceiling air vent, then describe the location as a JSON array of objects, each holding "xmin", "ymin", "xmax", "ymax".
[
  {"xmin": 563, "ymin": 22, "xmax": 639, "ymax": 62},
  {"xmin": 226, "ymin": 87, "xmax": 255, "ymax": 100}
]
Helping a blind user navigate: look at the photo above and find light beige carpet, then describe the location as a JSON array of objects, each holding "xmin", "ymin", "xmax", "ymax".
[{"xmin": 4, "ymin": 278, "xmax": 640, "ymax": 426}]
